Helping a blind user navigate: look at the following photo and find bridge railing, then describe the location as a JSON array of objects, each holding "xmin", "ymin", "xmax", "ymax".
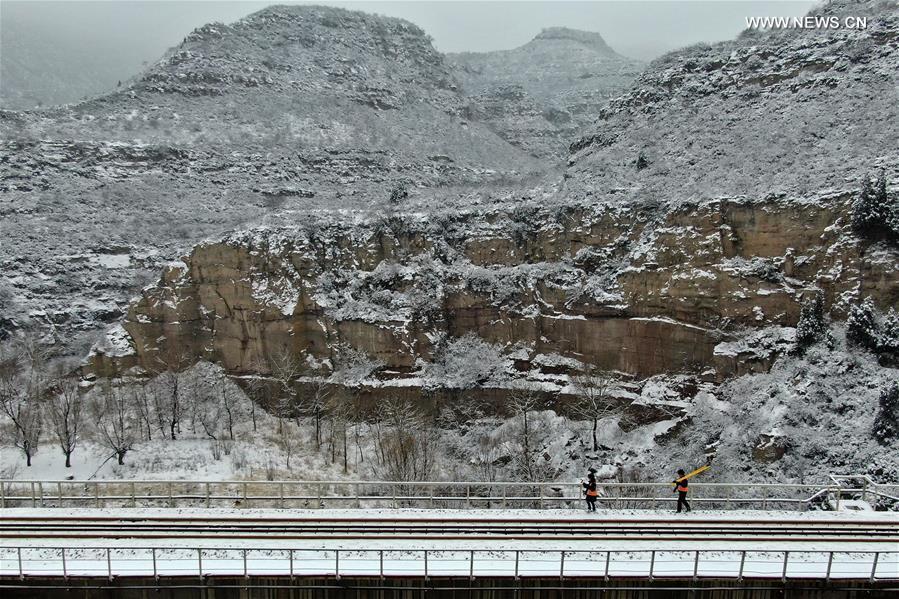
[
  {"xmin": 0, "ymin": 546, "xmax": 895, "ymax": 581},
  {"xmin": 2, "ymin": 479, "xmax": 897, "ymax": 510}
]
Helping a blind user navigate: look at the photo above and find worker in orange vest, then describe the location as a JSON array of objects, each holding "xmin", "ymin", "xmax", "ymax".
[
  {"xmin": 673, "ymin": 468, "xmax": 691, "ymax": 513},
  {"xmin": 582, "ymin": 467, "xmax": 598, "ymax": 512}
]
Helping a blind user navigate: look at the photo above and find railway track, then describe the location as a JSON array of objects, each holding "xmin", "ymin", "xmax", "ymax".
[{"xmin": 2, "ymin": 515, "xmax": 896, "ymax": 543}]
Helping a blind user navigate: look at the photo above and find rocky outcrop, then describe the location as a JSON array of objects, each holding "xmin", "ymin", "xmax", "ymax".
[{"xmin": 87, "ymin": 193, "xmax": 898, "ymax": 392}]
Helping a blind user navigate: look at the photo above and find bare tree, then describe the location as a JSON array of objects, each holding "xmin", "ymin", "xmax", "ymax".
[
  {"xmin": 268, "ymin": 348, "xmax": 304, "ymax": 434},
  {"xmin": 45, "ymin": 377, "xmax": 82, "ymax": 467},
  {"xmin": 132, "ymin": 384, "xmax": 156, "ymax": 441},
  {"xmin": 504, "ymin": 386, "xmax": 543, "ymax": 483},
  {"xmin": 570, "ymin": 368, "xmax": 622, "ymax": 451},
  {"xmin": 375, "ymin": 398, "xmax": 437, "ymax": 483},
  {"xmin": 304, "ymin": 374, "xmax": 330, "ymax": 449},
  {"xmin": 0, "ymin": 341, "xmax": 45, "ymax": 467},
  {"xmin": 275, "ymin": 419, "xmax": 301, "ymax": 470},
  {"xmin": 91, "ymin": 382, "xmax": 138, "ymax": 465},
  {"xmin": 327, "ymin": 344, "xmax": 382, "ymax": 471},
  {"xmin": 325, "ymin": 390, "xmax": 353, "ymax": 473},
  {"xmin": 219, "ymin": 371, "xmax": 237, "ymax": 441},
  {"xmin": 149, "ymin": 344, "xmax": 193, "ymax": 440}
]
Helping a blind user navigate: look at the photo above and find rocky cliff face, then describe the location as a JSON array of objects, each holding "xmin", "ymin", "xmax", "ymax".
[
  {"xmin": 89, "ymin": 192, "xmax": 897, "ymax": 387},
  {"xmin": 449, "ymin": 27, "xmax": 643, "ymax": 159}
]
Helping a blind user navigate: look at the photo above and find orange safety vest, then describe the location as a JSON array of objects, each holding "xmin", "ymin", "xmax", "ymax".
[
  {"xmin": 676, "ymin": 482, "xmax": 689, "ymax": 493},
  {"xmin": 586, "ymin": 488, "xmax": 598, "ymax": 497}
]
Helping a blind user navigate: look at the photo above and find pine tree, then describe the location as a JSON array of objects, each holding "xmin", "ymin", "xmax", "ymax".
[
  {"xmin": 852, "ymin": 172, "xmax": 896, "ymax": 241},
  {"xmin": 846, "ymin": 297, "xmax": 879, "ymax": 350},
  {"xmin": 872, "ymin": 382, "xmax": 898, "ymax": 445},
  {"xmin": 878, "ymin": 309, "xmax": 899, "ymax": 356},
  {"xmin": 793, "ymin": 292, "xmax": 827, "ymax": 352}
]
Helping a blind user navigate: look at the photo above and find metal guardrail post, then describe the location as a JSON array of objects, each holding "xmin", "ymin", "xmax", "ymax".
[
  {"xmin": 782, "ymin": 551, "xmax": 789, "ymax": 582},
  {"xmin": 280, "ymin": 482, "xmax": 285, "ymax": 509},
  {"xmin": 151, "ymin": 548, "xmax": 157, "ymax": 579},
  {"xmin": 197, "ymin": 549, "xmax": 203, "ymax": 581},
  {"xmin": 466, "ymin": 484, "xmax": 471, "ymax": 508},
  {"xmin": 424, "ymin": 550, "xmax": 428, "ymax": 579},
  {"xmin": 107, "ymin": 547, "xmax": 113, "ymax": 581},
  {"xmin": 94, "ymin": 482, "xmax": 100, "ymax": 508},
  {"xmin": 0, "ymin": 481, "xmax": 5, "ymax": 508},
  {"xmin": 357, "ymin": 483, "xmax": 362, "ymax": 509},
  {"xmin": 604, "ymin": 551, "xmax": 611, "ymax": 581},
  {"xmin": 560, "ymin": 551, "xmax": 565, "ymax": 581},
  {"xmin": 38, "ymin": 482, "xmax": 43, "ymax": 507},
  {"xmin": 514, "ymin": 550, "xmax": 519, "ymax": 579},
  {"xmin": 470, "ymin": 550, "xmax": 475, "ymax": 580},
  {"xmin": 335, "ymin": 549, "xmax": 340, "ymax": 580},
  {"xmin": 242, "ymin": 549, "xmax": 248, "ymax": 579},
  {"xmin": 289, "ymin": 549, "xmax": 294, "ymax": 580},
  {"xmin": 61, "ymin": 548, "xmax": 67, "ymax": 579},
  {"xmin": 30, "ymin": 482, "xmax": 35, "ymax": 508},
  {"xmin": 502, "ymin": 486, "xmax": 507, "ymax": 508},
  {"xmin": 648, "ymin": 550, "xmax": 655, "ymax": 581},
  {"xmin": 825, "ymin": 551, "xmax": 833, "ymax": 582},
  {"xmin": 834, "ymin": 487, "xmax": 841, "ymax": 511},
  {"xmin": 380, "ymin": 550, "xmax": 384, "ymax": 579},
  {"xmin": 130, "ymin": 482, "xmax": 136, "ymax": 508},
  {"xmin": 57, "ymin": 482, "xmax": 62, "ymax": 506},
  {"xmin": 17, "ymin": 547, "xmax": 23, "ymax": 579},
  {"xmin": 692, "ymin": 550, "xmax": 699, "ymax": 581},
  {"xmin": 738, "ymin": 550, "xmax": 746, "ymax": 581},
  {"xmin": 205, "ymin": 482, "xmax": 211, "ymax": 508},
  {"xmin": 870, "ymin": 552, "xmax": 879, "ymax": 582}
]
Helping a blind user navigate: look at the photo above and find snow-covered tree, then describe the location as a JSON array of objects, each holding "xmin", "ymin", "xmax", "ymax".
[
  {"xmin": 793, "ymin": 291, "xmax": 828, "ymax": 352},
  {"xmin": 425, "ymin": 334, "xmax": 507, "ymax": 390},
  {"xmin": 852, "ymin": 173, "xmax": 897, "ymax": 242},
  {"xmin": 872, "ymin": 382, "xmax": 898, "ymax": 445},
  {"xmin": 846, "ymin": 297, "xmax": 879, "ymax": 350}
]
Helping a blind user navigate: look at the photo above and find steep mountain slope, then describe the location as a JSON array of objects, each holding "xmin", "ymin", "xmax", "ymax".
[
  {"xmin": 0, "ymin": 5, "xmax": 545, "ymax": 348},
  {"xmin": 566, "ymin": 0, "xmax": 899, "ymax": 201},
  {"xmin": 449, "ymin": 28, "xmax": 643, "ymax": 159},
  {"xmin": 85, "ymin": 1, "xmax": 899, "ymax": 482}
]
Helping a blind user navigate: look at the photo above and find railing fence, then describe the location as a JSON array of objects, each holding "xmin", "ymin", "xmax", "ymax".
[
  {"xmin": 1, "ymin": 547, "xmax": 895, "ymax": 581},
  {"xmin": 1, "ymin": 479, "xmax": 897, "ymax": 511}
]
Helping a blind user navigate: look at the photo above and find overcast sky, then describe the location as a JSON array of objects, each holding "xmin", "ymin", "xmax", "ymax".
[
  {"xmin": 1, "ymin": 1, "xmax": 817, "ymax": 107},
  {"xmin": 3, "ymin": 1, "xmax": 817, "ymax": 60}
]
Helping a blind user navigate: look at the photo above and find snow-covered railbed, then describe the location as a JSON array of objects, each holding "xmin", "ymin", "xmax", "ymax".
[{"xmin": 1, "ymin": 508, "xmax": 896, "ymax": 580}]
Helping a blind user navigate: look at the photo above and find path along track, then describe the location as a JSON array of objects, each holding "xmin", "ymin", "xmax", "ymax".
[{"xmin": 1, "ymin": 515, "xmax": 897, "ymax": 543}]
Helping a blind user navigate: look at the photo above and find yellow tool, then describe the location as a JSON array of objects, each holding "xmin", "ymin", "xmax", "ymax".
[{"xmin": 674, "ymin": 465, "xmax": 710, "ymax": 486}]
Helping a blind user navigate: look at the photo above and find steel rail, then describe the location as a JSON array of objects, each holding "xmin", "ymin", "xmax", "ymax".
[{"xmin": 1, "ymin": 516, "xmax": 895, "ymax": 543}]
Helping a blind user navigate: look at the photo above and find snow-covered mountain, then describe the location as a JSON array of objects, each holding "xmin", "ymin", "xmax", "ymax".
[
  {"xmin": 2, "ymin": 1, "xmax": 898, "ymax": 483},
  {"xmin": 449, "ymin": 27, "xmax": 644, "ymax": 159}
]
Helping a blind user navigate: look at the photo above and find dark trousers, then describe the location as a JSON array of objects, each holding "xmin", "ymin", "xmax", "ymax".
[
  {"xmin": 676, "ymin": 491, "xmax": 691, "ymax": 513},
  {"xmin": 585, "ymin": 495, "xmax": 597, "ymax": 511}
]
